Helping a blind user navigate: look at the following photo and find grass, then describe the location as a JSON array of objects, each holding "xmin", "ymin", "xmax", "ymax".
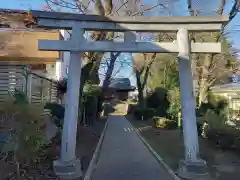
[{"xmin": 127, "ymin": 114, "xmax": 240, "ymax": 180}]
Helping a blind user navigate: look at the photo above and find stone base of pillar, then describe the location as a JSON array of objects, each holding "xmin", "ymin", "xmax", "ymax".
[
  {"xmin": 53, "ymin": 158, "xmax": 82, "ymax": 180},
  {"xmin": 177, "ymin": 159, "xmax": 212, "ymax": 180}
]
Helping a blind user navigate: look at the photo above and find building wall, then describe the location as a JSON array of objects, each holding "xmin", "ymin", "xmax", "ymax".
[
  {"xmin": 46, "ymin": 64, "xmax": 58, "ymax": 80},
  {"xmin": 59, "ymin": 30, "xmax": 71, "ymax": 79},
  {"xmin": 0, "ymin": 30, "xmax": 60, "ymax": 63},
  {"xmin": 0, "ymin": 10, "xmax": 61, "ymax": 80}
]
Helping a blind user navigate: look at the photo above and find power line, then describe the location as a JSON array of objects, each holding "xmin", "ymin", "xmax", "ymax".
[{"xmin": 225, "ymin": 0, "xmax": 239, "ymax": 27}]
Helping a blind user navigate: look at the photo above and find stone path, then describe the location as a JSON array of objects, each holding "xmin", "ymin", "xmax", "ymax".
[{"xmin": 90, "ymin": 115, "xmax": 175, "ymax": 180}]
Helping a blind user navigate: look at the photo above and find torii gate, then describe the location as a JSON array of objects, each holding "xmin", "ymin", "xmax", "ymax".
[{"xmin": 31, "ymin": 11, "xmax": 228, "ymax": 180}]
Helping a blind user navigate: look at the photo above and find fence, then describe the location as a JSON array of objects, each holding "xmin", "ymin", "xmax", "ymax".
[
  {"xmin": 0, "ymin": 64, "xmax": 60, "ymax": 148},
  {"xmin": 27, "ymin": 73, "xmax": 58, "ymax": 105},
  {"xmin": 0, "ymin": 64, "xmax": 59, "ymax": 105},
  {"xmin": 0, "ymin": 64, "xmax": 25, "ymax": 102}
]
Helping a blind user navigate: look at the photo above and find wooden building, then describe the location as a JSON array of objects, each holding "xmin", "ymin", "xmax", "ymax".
[
  {"xmin": 106, "ymin": 78, "xmax": 135, "ymax": 101},
  {"xmin": 0, "ymin": 9, "xmax": 60, "ymax": 70}
]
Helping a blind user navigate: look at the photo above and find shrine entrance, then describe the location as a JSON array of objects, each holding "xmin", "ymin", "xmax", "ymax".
[{"xmin": 31, "ymin": 10, "xmax": 228, "ymax": 180}]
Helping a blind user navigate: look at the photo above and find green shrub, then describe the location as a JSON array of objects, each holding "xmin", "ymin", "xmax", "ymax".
[
  {"xmin": 146, "ymin": 88, "xmax": 169, "ymax": 109},
  {"xmin": 57, "ymin": 78, "xmax": 67, "ymax": 91},
  {"xmin": 44, "ymin": 102, "xmax": 65, "ymax": 128},
  {"xmin": 83, "ymin": 83, "xmax": 101, "ymax": 97},
  {"xmin": 204, "ymin": 109, "xmax": 237, "ymax": 149},
  {"xmin": 198, "ymin": 93, "xmax": 228, "ymax": 116},
  {"xmin": 80, "ymin": 83, "xmax": 102, "ymax": 124},
  {"xmin": 146, "ymin": 88, "xmax": 170, "ymax": 117},
  {"xmin": 197, "ymin": 117, "xmax": 205, "ymax": 126},
  {"xmin": 153, "ymin": 116, "xmax": 177, "ymax": 129},
  {"xmin": 0, "ymin": 94, "xmax": 49, "ymax": 177},
  {"xmin": 208, "ymin": 93, "xmax": 226, "ymax": 108},
  {"xmin": 127, "ymin": 104, "xmax": 138, "ymax": 114},
  {"xmin": 196, "ymin": 103, "xmax": 215, "ymax": 117},
  {"xmin": 196, "ymin": 117, "xmax": 206, "ymax": 136},
  {"xmin": 217, "ymin": 133, "xmax": 235, "ymax": 149},
  {"xmin": 235, "ymin": 137, "xmax": 240, "ymax": 152},
  {"xmin": 134, "ymin": 108, "xmax": 155, "ymax": 120},
  {"xmin": 84, "ymin": 95, "xmax": 98, "ymax": 124},
  {"xmin": 205, "ymin": 109, "xmax": 226, "ymax": 129}
]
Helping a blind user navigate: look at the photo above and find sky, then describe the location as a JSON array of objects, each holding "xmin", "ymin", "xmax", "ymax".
[{"xmin": 1, "ymin": 0, "xmax": 240, "ymax": 86}]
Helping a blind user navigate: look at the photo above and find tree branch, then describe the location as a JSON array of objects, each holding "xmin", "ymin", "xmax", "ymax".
[
  {"xmin": 217, "ymin": 0, "xmax": 226, "ymax": 15},
  {"xmin": 131, "ymin": 3, "xmax": 166, "ymax": 16},
  {"xmin": 187, "ymin": 0, "xmax": 194, "ymax": 16},
  {"xmin": 114, "ymin": 0, "xmax": 129, "ymax": 15},
  {"xmin": 44, "ymin": 0, "xmax": 79, "ymax": 10}
]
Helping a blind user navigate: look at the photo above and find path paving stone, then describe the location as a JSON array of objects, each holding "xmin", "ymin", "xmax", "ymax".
[{"xmin": 90, "ymin": 115, "xmax": 175, "ymax": 180}]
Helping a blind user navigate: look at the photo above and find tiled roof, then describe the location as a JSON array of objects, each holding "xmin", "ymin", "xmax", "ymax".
[
  {"xmin": 210, "ymin": 82, "xmax": 240, "ymax": 92},
  {"xmin": 109, "ymin": 78, "xmax": 134, "ymax": 90},
  {"xmin": 0, "ymin": 8, "xmax": 57, "ymax": 32}
]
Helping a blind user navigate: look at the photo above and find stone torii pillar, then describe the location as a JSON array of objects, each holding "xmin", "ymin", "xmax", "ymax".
[
  {"xmin": 52, "ymin": 27, "xmax": 85, "ymax": 180},
  {"xmin": 177, "ymin": 28, "xmax": 206, "ymax": 179},
  {"xmin": 30, "ymin": 10, "xmax": 228, "ymax": 180}
]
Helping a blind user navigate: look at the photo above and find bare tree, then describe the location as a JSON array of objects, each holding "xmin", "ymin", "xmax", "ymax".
[
  {"xmin": 41, "ymin": 0, "xmax": 168, "ymax": 122},
  {"xmin": 42, "ymin": 0, "xmax": 167, "ymax": 111},
  {"xmin": 187, "ymin": 0, "xmax": 239, "ymax": 106},
  {"xmin": 133, "ymin": 53, "xmax": 156, "ymax": 108}
]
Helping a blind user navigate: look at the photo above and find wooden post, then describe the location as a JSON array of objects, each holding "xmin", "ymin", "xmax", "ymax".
[
  {"xmin": 26, "ymin": 73, "xmax": 32, "ymax": 104},
  {"xmin": 49, "ymin": 81, "xmax": 53, "ymax": 102},
  {"xmin": 178, "ymin": 112, "xmax": 182, "ymax": 128},
  {"xmin": 40, "ymin": 79, "xmax": 44, "ymax": 104}
]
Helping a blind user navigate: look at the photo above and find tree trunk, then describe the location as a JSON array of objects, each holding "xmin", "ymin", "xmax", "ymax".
[
  {"xmin": 198, "ymin": 85, "xmax": 208, "ymax": 107},
  {"xmin": 138, "ymin": 88, "xmax": 145, "ymax": 108},
  {"xmin": 187, "ymin": 0, "xmax": 225, "ymax": 107},
  {"xmin": 78, "ymin": 53, "xmax": 104, "ymax": 123},
  {"xmin": 97, "ymin": 53, "xmax": 118, "ymax": 117},
  {"xmin": 136, "ymin": 71, "xmax": 145, "ymax": 109},
  {"xmin": 198, "ymin": 54, "xmax": 212, "ymax": 106},
  {"xmin": 163, "ymin": 64, "xmax": 167, "ymax": 88},
  {"xmin": 101, "ymin": 53, "xmax": 119, "ymax": 98}
]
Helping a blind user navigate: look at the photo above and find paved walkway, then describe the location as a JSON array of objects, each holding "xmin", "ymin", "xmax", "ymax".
[{"xmin": 90, "ymin": 115, "xmax": 175, "ymax": 180}]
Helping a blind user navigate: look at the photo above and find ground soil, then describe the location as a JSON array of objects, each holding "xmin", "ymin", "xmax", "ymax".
[{"xmin": 127, "ymin": 114, "xmax": 240, "ymax": 180}]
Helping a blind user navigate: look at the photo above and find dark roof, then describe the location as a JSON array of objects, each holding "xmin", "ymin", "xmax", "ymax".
[
  {"xmin": 0, "ymin": 8, "xmax": 58, "ymax": 32},
  {"xmin": 109, "ymin": 78, "xmax": 135, "ymax": 90}
]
